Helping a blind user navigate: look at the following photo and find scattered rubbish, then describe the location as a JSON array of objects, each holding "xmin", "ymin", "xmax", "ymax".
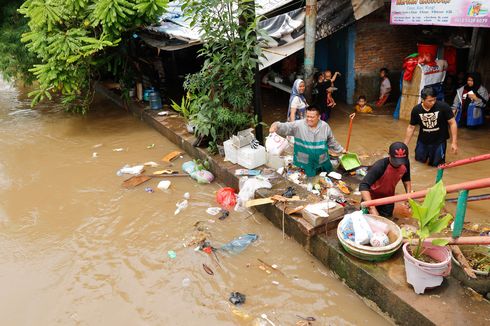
[
  {"xmin": 122, "ymin": 173, "xmax": 188, "ymax": 188},
  {"xmin": 356, "ymin": 167, "xmax": 368, "ymax": 176},
  {"xmin": 260, "ymin": 313, "xmax": 276, "ymax": 326},
  {"xmin": 304, "ymin": 201, "xmax": 336, "ymax": 218},
  {"xmin": 182, "ymin": 278, "xmax": 191, "ymax": 287},
  {"xmin": 92, "ymin": 152, "xmax": 98, "ymax": 158},
  {"xmin": 208, "ymin": 219, "xmax": 215, "ymax": 223},
  {"xmin": 174, "ymin": 199, "xmax": 188, "ymax": 215},
  {"xmin": 235, "ymin": 169, "xmax": 261, "ymax": 176},
  {"xmin": 265, "ymin": 132, "xmax": 289, "ymax": 155},
  {"xmin": 370, "ymin": 232, "xmax": 390, "ymax": 247},
  {"xmin": 202, "ymin": 263, "xmax": 214, "ymax": 275},
  {"xmin": 216, "ymin": 187, "xmax": 237, "ymax": 209},
  {"xmin": 206, "ymin": 207, "xmax": 222, "ymax": 216},
  {"xmin": 246, "ymin": 195, "xmax": 300, "ymax": 208},
  {"xmin": 221, "ymin": 234, "xmax": 258, "ymax": 254},
  {"xmin": 203, "ymin": 246, "xmax": 213, "ymax": 254},
  {"xmin": 144, "ymin": 187, "xmax": 154, "ymax": 193},
  {"xmin": 146, "ymin": 143, "xmax": 155, "ymax": 149},
  {"xmin": 143, "ymin": 161, "xmax": 159, "ymax": 167},
  {"xmin": 190, "ymin": 170, "xmax": 215, "ymax": 184},
  {"xmin": 328, "ymin": 171, "xmax": 342, "ymax": 180},
  {"xmin": 116, "ymin": 164, "xmax": 145, "ymax": 176},
  {"xmin": 231, "ymin": 308, "xmax": 250, "ymax": 320},
  {"xmin": 282, "ymin": 186, "xmax": 296, "ymax": 198},
  {"xmin": 296, "ymin": 315, "xmax": 316, "ymax": 322},
  {"xmin": 219, "ymin": 210, "xmax": 230, "ymax": 220},
  {"xmin": 167, "ymin": 250, "xmax": 177, "ymax": 259},
  {"xmin": 276, "ymin": 167, "xmax": 285, "ymax": 175},
  {"xmin": 157, "ymin": 111, "xmax": 169, "ymax": 116},
  {"xmin": 236, "ymin": 178, "xmax": 272, "ymax": 211},
  {"xmin": 153, "ymin": 169, "xmax": 179, "ymax": 175},
  {"xmin": 229, "ymin": 292, "xmax": 246, "ymax": 305},
  {"xmin": 182, "ymin": 160, "xmax": 197, "ymax": 174},
  {"xmin": 272, "ymin": 281, "xmax": 279, "ymax": 285},
  {"xmin": 258, "ymin": 258, "xmax": 284, "ymax": 275},
  {"xmin": 112, "ymin": 148, "xmax": 124, "ymax": 152},
  {"xmin": 93, "ymin": 143, "xmax": 103, "ymax": 148},
  {"xmin": 336, "ymin": 180, "xmax": 350, "ymax": 194},
  {"xmin": 183, "ymin": 192, "xmax": 190, "ymax": 199},
  {"xmin": 157, "ymin": 180, "xmax": 171, "ymax": 190},
  {"xmin": 162, "ymin": 150, "xmax": 182, "ymax": 162}
]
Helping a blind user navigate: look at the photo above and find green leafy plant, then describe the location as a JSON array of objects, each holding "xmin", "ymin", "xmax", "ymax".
[
  {"xmin": 18, "ymin": 0, "xmax": 169, "ymax": 113},
  {"xmin": 403, "ymin": 181, "xmax": 453, "ymax": 260},
  {"xmin": 170, "ymin": 93, "xmax": 198, "ymax": 123},
  {"xmin": 181, "ymin": 0, "xmax": 269, "ymax": 152}
]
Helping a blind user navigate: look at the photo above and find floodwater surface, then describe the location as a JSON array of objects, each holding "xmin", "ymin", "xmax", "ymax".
[{"xmin": 0, "ymin": 80, "xmax": 392, "ymax": 325}]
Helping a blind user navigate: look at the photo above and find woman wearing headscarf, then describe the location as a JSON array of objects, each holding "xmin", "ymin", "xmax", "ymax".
[
  {"xmin": 452, "ymin": 72, "xmax": 488, "ymax": 127},
  {"xmin": 287, "ymin": 79, "xmax": 308, "ymax": 122}
]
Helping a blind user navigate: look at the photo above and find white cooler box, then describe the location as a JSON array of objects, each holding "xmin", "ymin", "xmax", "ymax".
[
  {"xmin": 266, "ymin": 153, "xmax": 285, "ymax": 170},
  {"xmin": 237, "ymin": 145, "xmax": 267, "ymax": 169},
  {"xmin": 224, "ymin": 139, "xmax": 238, "ymax": 164}
]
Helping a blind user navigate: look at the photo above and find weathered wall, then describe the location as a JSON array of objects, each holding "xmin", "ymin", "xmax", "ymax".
[{"xmin": 353, "ymin": 5, "xmax": 423, "ymax": 103}]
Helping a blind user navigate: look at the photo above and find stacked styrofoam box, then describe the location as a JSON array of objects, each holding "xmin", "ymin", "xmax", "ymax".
[
  {"xmin": 223, "ymin": 139, "xmax": 238, "ymax": 163},
  {"xmin": 237, "ymin": 145, "xmax": 267, "ymax": 169}
]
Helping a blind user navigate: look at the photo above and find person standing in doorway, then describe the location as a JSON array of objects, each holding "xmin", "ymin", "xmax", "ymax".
[
  {"xmin": 288, "ymin": 79, "xmax": 308, "ymax": 122},
  {"xmin": 404, "ymin": 86, "xmax": 458, "ymax": 166},
  {"xmin": 375, "ymin": 68, "xmax": 391, "ymax": 107}
]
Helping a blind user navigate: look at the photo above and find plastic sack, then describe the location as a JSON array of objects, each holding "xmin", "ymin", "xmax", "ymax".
[
  {"xmin": 235, "ymin": 177, "xmax": 272, "ymax": 211},
  {"xmin": 191, "ymin": 170, "xmax": 214, "ymax": 184},
  {"xmin": 116, "ymin": 164, "xmax": 144, "ymax": 176},
  {"xmin": 221, "ymin": 233, "xmax": 258, "ymax": 254},
  {"xmin": 174, "ymin": 199, "xmax": 188, "ymax": 215},
  {"xmin": 339, "ymin": 215, "xmax": 355, "ymax": 241},
  {"xmin": 351, "ymin": 211, "xmax": 373, "ymax": 245},
  {"xmin": 364, "ymin": 215, "xmax": 389, "ymax": 234},
  {"xmin": 216, "ymin": 187, "xmax": 237, "ymax": 209},
  {"xmin": 370, "ymin": 232, "xmax": 390, "ymax": 247},
  {"xmin": 265, "ymin": 132, "xmax": 289, "ymax": 156},
  {"xmin": 467, "ymin": 103, "xmax": 484, "ymax": 127},
  {"xmin": 182, "ymin": 161, "xmax": 197, "ymax": 174}
]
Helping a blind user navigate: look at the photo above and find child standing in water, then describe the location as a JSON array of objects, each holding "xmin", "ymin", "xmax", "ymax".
[
  {"xmin": 324, "ymin": 70, "xmax": 340, "ymax": 118},
  {"xmin": 355, "ymin": 95, "xmax": 373, "ymax": 113}
]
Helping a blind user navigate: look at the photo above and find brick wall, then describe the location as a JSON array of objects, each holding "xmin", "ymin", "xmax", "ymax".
[{"xmin": 353, "ymin": 5, "xmax": 424, "ymax": 102}]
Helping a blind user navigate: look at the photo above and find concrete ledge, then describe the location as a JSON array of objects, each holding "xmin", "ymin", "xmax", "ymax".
[{"xmin": 96, "ymin": 84, "xmax": 490, "ymax": 325}]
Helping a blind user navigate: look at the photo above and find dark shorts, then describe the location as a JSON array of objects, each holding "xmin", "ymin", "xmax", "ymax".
[
  {"xmin": 415, "ymin": 141, "xmax": 447, "ymax": 167},
  {"xmin": 376, "ymin": 204, "xmax": 394, "ymax": 218}
]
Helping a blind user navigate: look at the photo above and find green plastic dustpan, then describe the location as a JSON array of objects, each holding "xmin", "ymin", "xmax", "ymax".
[{"xmin": 340, "ymin": 152, "xmax": 361, "ymax": 171}]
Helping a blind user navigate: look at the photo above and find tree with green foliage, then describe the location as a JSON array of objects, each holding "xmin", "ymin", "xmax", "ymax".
[
  {"xmin": 182, "ymin": 0, "xmax": 267, "ymax": 153},
  {"xmin": 0, "ymin": 0, "xmax": 38, "ymax": 84},
  {"xmin": 18, "ymin": 0, "xmax": 168, "ymax": 113}
]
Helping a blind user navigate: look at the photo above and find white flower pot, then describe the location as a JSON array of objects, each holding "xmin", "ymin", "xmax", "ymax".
[{"xmin": 403, "ymin": 242, "xmax": 451, "ymax": 294}]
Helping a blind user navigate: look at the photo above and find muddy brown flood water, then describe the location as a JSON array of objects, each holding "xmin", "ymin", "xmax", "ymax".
[{"xmin": 0, "ymin": 81, "xmax": 392, "ymax": 325}]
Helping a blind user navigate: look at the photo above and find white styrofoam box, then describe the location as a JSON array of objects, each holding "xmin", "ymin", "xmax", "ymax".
[
  {"xmin": 266, "ymin": 153, "xmax": 285, "ymax": 170},
  {"xmin": 224, "ymin": 139, "xmax": 238, "ymax": 164},
  {"xmin": 237, "ymin": 145, "xmax": 267, "ymax": 169}
]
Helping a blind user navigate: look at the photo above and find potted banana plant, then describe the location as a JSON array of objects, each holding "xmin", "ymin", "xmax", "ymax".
[{"xmin": 402, "ymin": 181, "xmax": 453, "ymax": 294}]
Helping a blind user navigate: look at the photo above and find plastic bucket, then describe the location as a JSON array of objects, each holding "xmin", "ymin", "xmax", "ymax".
[
  {"xmin": 149, "ymin": 91, "xmax": 162, "ymax": 110},
  {"xmin": 403, "ymin": 242, "xmax": 451, "ymax": 294},
  {"xmin": 417, "ymin": 43, "xmax": 438, "ymax": 61}
]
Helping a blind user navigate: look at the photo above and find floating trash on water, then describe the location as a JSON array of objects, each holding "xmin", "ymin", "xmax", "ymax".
[
  {"xmin": 144, "ymin": 187, "xmax": 154, "ymax": 193},
  {"xmin": 112, "ymin": 148, "xmax": 124, "ymax": 152},
  {"xmin": 221, "ymin": 234, "xmax": 258, "ymax": 254},
  {"xmin": 143, "ymin": 161, "xmax": 159, "ymax": 167},
  {"xmin": 219, "ymin": 210, "xmax": 230, "ymax": 220},
  {"xmin": 271, "ymin": 281, "xmax": 279, "ymax": 285},
  {"xmin": 182, "ymin": 278, "xmax": 191, "ymax": 287},
  {"xmin": 231, "ymin": 308, "xmax": 250, "ymax": 320},
  {"xmin": 206, "ymin": 207, "xmax": 222, "ymax": 216},
  {"xmin": 167, "ymin": 250, "xmax": 177, "ymax": 259},
  {"xmin": 229, "ymin": 292, "xmax": 246, "ymax": 305},
  {"xmin": 202, "ymin": 263, "xmax": 214, "ymax": 275},
  {"xmin": 92, "ymin": 152, "xmax": 98, "ymax": 158},
  {"xmin": 157, "ymin": 180, "xmax": 171, "ymax": 190},
  {"xmin": 175, "ymin": 199, "xmax": 188, "ymax": 215},
  {"xmin": 183, "ymin": 192, "xmax": 190, "ymax": 199},
  {"xmin": 146, "ymin": 143, "xmax": 155, "ymax": 149},
  {"xmin": 93, "ymin": 143, "xmax": 103, "ymax": 148}
]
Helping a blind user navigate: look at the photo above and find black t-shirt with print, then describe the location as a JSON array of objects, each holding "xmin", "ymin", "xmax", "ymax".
[{"xmin": 409, "ymin": 101, "xmax": 454, "ymax": 144}]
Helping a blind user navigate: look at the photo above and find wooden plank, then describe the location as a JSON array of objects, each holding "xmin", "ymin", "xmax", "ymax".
[
  {"xmin": 161, "ymin": 150, "xmax": 183, "ymax": 162},
  {"xmin": 246, "ymin": 195, "xmax": 301, "ymax": 208}
]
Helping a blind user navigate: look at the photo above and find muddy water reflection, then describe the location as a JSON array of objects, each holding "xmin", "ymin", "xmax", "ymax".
[{"xmin": 0, "ymin": 82, "xmax": 391, "ymax": 325}]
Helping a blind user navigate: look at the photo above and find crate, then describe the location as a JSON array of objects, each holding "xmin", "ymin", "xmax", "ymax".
[{"xmin": 237, "ymin": 145, "xmax": 267, "ymax": 169}]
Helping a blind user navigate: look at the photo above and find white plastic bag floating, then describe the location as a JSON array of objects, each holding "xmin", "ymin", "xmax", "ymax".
[
  {"xmin": 350, "ymin": 211, "xmax": 373, "ymax": 245},
  {"xmin": 265, "ymin": 132, "xmax": 289, "ymax": 156},
  {"xmin": 116, "ymin": 164, "xmax": 144, "ymax": 176}
]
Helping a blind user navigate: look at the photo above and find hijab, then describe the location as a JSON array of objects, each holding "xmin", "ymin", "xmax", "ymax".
[
  {"xmin": 464, "ymin": 72, "xmax": 482, "ymax": 93},
  {"xmin": 287, "ymin": 79, "xmax": 306, "ymax": 121}
]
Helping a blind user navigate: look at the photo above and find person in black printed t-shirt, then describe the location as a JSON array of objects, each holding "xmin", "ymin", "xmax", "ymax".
[
  {"xmin": 404, "ymin": 86, "xmax": 458, "ymax": 167},
  {"xmin": 360, "ymin": 142, "xmax": 412, "ymax": 218}
]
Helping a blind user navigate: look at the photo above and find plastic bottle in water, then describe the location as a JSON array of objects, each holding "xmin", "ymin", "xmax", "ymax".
[{"xmin": 174, "ymin": 199, "xmax": 188, "ymax": 215}]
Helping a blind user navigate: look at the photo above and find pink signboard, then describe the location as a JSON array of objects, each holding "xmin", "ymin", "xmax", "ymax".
[{"xmin": 390, "ymin": 0, "xmax": 490, "ymax": 28}]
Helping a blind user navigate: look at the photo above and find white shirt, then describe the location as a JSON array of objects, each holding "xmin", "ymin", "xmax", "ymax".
[{"xmin": 380, "ymin": 78, "xmax": 391, "ymax": 96}]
